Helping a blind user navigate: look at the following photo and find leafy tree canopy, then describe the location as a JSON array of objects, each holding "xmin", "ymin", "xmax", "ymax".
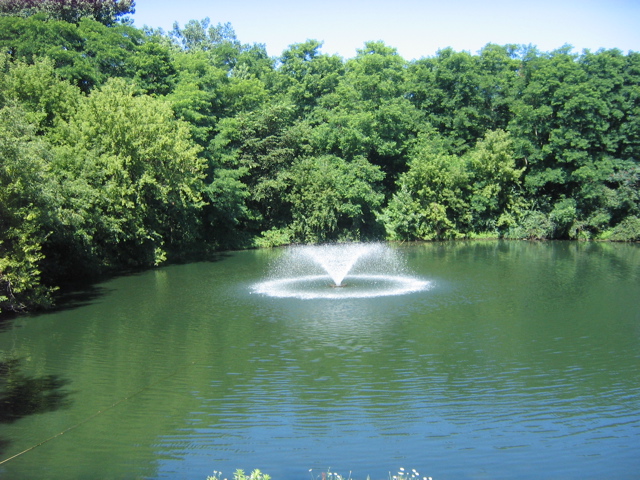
[
  {"xmin": 0, "ymin": 10, "xmax": 639, "ymax": 313},
  {"xmin": 0, "ymin": 0, "xmax": 134, "ymax": 25}
]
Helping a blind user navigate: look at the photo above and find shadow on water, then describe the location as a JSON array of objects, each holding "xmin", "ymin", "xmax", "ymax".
[
  {"xmin": 0, "ymin": 358, "xmax": 73, "ymax": 455},
  {"xmin": 49, "ymin": 283, "xmax": 112, "ymax": 314},
  {"xmin": 49, "ymin": 251, "xmax": 234, "ymax": 313},
  {"xmin": 0, "ymin": 311, "xmax": 19, "ymax": 333}
]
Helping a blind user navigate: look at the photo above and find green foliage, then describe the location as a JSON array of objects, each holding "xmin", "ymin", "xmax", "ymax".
[
  {"xmin": 310, "ymin": 41, "xmax": 420, "ymax": 189},
  {"xmin": 0, "ymin": 53, "xmax": 81, "ymax": 131},
  {"xmin": 212, "ymin": 101, "xmax": 302, "ymax": 236},
  {"xmin": 130, "ymin": 39, "xmax": 177, "ymax": 96},
  {"xmin": 380, "ymin": 130, "xmax": 523, "ymax": 240},
  {"xmin": 0, "ymin": 104, "xmax": 58, "ymax": 312},
  {"xmin": 284, "ymin": 155, "xmax": 384, "ymax": 243},
  {"xmin": 253, "ymin": 227, "xmax": 292, "ymax": 248},
  {"xmin": 202, "ymin": 167, "xmax": 251, "ymax": 248},
  {"xmin": 0, "ymin": 11, "xmax": 638, "ymax": 311},
  {"xmin": 466, "ymin": 129, "xmax": 524, "ymax": 230},
  {"xmin": 170, "ymin": 18, "xmax": 237, "ymax": 54},
  {"xmin": 0, "ymin": 15, "xmax": 146, "ymax": 91},
  {"xmin": 275, "ymin": 40, "xmax": 344, "ymax": 116},
  {"xmin": 505, "ymin": 211, "xmax": 555, "ymax": 240},
  {"xmin": 47, "ymin": 78, "xmax": 206, "ymax": 272},
  {"xmin": 166, "ymin": 49, "xmax": 227, "ymax": 145},
  {"xmin": 382, "ymin": 134, "xmax": 471, "ymax": 240},
  {"xmin": 169, "ymin": 18, "xmax": 273, "ymax": 77},
  {"xmin": 0, "ymin": 0, "xmax": 134, "ymax": 25},
  {"xmin": 407, "ymin": 45, "xmax": 518, "ymax": 148},
  {"xmin": 607, "ymin": 216, "xmax": 640, "ymax": 241}
]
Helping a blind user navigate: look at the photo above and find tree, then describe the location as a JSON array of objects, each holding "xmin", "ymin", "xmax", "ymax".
[
  {"xmin": 0, "ymin": 0, "xmax": 135, "ymax": 25},
  {"xmin": 211, "ymin": 101, "xmax": 302, "ymax": 235},
  {"xmin": 0, "ymin": 105, "xmax": 58, "ymax": 312},
  {"xmin": 170, "ymin": 18, "xmax": 233, "ymax": 53},
  {"xmin": 169, "ymin": 18, "xmax": 273, "ymax": 76},
  {"xmin": 380, "ymin": 130, "xmax": 524, "ymax": 240},
  {"xmin": 283, "ymin": 155, "xmax": 384, "ymax": 243},
  {"xmin": 406, "ymin": 45, "xmax": 518, "ymax": 150},
  {"xmin": 0, "ymin": 54, "xmax": 81, "ymax": 132},
  {"xmin": 48, "ymin": 78, "xmax": 206, "ymax": 271},
  {"xmin": 276, "ymin": 40, "xmax": 344, "ymax": 113},
  {"xmin": 380, "ymin": 133, "xmax": 472, "ymax": 240},
  {"xmin": 130, "ymin": 37, "xmax": 177, "ymax": 96},
  {"xmin": 166, "ymin": 49, "xmax": 228, "ymax": 146},
  {"xmin": 508, "ymin": 47, "xmax": 640, "ymax": 237},
  {"xmin": 0, "ymin": 15, "xmax": 145, "ymax": 91},
  {"xmin": 466, "ymin": 129, "xmax": 524, "ymax": 231},
  {"xmin": 309, "ymin": 41, "xmax": 420, "ymax": 191}
]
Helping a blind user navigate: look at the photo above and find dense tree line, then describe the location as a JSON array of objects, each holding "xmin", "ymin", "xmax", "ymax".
[{"xmin": 0, "ymin": 6, "xmax": 639, "ymax": 312}]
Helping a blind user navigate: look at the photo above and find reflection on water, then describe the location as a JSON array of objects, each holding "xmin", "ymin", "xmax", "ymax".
[
  {"xmin": 0, "ymin": 242, "xmax": 639, "ymax": 479},
  {"xmin": 0, "ymin": 358, "xmax": 73, "ymax": 458},
  {"xmin": 0, "ymin": 358, "xmax": 72, "ymax": 424}
]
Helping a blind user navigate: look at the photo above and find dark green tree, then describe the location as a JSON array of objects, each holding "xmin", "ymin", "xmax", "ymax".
[
  {"xmin": 283, "ymin": 155, "xmax": 384, "ymax": 243},
  {"xmin": 211, "ymin": 101, "xmax": 301, "ymax": 234},
  {"xmin": 0, "ymin": 15, "xmax": 145, "ymax": 91},
  {"xmin": 310, "ymin": 41, "xmax": 420, "ymax": 191},
  {"xmin": 406, "ymin": 44, "xmax": 518, "ymax": 150},
  {"xmin": 276, "ymin": 40, "xmax": 344, "ymax": 113},
  {"xmin": 0, "ymin": 0, "xmax": 134, "ymax": 25}
]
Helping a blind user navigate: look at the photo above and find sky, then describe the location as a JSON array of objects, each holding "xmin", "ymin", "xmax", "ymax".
[{"xmin": 130, "ymin": 0, "xmax": 640, "ymax": 60}]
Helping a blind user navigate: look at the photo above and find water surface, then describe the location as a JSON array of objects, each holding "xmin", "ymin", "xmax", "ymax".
[{"xmin": 0, "ymin": 241, "xmax": 639, "ymax": 479}]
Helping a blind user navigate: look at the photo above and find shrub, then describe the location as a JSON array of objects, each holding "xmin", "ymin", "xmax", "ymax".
[
  {"xmin": 506, "ymin": 210, "xmax": 555, "ymax": 240},
  {"xmin": 608, "ymin": 216, "xmax": 640, "ymax": 241}
]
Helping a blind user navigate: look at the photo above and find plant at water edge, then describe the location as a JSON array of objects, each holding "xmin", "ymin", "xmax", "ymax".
[
  {"xmin": 207, "ymin": 468, "xmax": 433, "ymax": 480},
  {"xmin": 309, "ymin": 468, "xmax": 352, "ymax": 480},
  {"xmin": 208, "ymin": 469, "xmax": 271, "ymax": 480},
  {"xmin": 389, "ymin": 467, "xmax": 432, "ymax": 480}
]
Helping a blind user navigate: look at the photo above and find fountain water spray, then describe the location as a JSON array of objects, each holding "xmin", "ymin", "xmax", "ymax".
[
  {"xmin": 253, "ymin": 243, "xmax": 431, "ymax": 299},
  {"xmin": 301, "ymin": 243, "xmax": 382, "ymax": 286}
]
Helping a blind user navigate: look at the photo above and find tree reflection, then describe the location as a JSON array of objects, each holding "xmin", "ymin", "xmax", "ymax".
[{"xmin": 0, "ymin": 358, "xmax": 72, "ymax": 424}]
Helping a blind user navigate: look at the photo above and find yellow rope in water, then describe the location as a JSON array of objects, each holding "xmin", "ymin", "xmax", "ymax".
[{"xmin": 0, "ymin": 361, "xmax": 196, "ymax": 466}]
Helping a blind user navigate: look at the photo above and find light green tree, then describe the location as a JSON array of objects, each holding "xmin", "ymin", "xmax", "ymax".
[
  {"xmin": 50, "ymin": 78, "xmax": 206, "ymax": 268},
  {"xmin": 466, "ymin": 129, "xmax": 524, "ymax": 231},
  {"xmin": 0, "ymin": 105, "xmax": 58, "ymax": 312}
]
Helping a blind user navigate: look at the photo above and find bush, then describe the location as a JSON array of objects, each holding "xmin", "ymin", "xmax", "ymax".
[
  {"xmin": 506, "ymin": 210, "xmax": 555, "ymax": 240},
  {"xmin": 253, "ymin": 227, "xmax": 292, "ymax": 248},
  {"xmin": 608, "ymin": 216, "xmax": 640, "ymax": 241}
]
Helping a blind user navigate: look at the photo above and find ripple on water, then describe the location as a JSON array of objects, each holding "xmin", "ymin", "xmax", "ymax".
[{"xmin": 252, "ymin": 274, "xmax": 432, "ymax": 299}]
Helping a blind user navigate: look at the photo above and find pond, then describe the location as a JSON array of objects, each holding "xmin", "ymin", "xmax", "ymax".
[{"xmin": 0, "ymin": 241, "xmax": 639, "ymax": 479}]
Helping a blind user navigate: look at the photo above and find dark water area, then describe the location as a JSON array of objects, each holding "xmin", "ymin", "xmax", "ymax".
[{"xmin": 0, "ymin": 241, "xmax": 639, "ymax": 479}]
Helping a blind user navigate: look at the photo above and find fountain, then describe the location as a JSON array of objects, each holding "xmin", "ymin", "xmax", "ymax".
[{"xmin": 253, "ymin": 243, "xmax": 431, "ymax": 299}]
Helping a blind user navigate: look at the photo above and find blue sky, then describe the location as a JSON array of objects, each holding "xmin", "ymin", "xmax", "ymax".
[{"xmin": 131, "ymin": 0, "xmax": 640, "ymax": 59}]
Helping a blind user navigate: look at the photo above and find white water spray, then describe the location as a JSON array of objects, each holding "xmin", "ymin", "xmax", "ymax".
[
  {"xmin": 301, "ymin": 243, "xmax": 381, "ymax": 286},
  {"xmin": 253, "ymin": 243, "xmax": 431, "ymax": 299}
]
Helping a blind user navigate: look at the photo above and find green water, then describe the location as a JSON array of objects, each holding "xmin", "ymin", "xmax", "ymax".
[{"xmin": 0, "ymin": 241, "xmax": 639, "ymax": 479}]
